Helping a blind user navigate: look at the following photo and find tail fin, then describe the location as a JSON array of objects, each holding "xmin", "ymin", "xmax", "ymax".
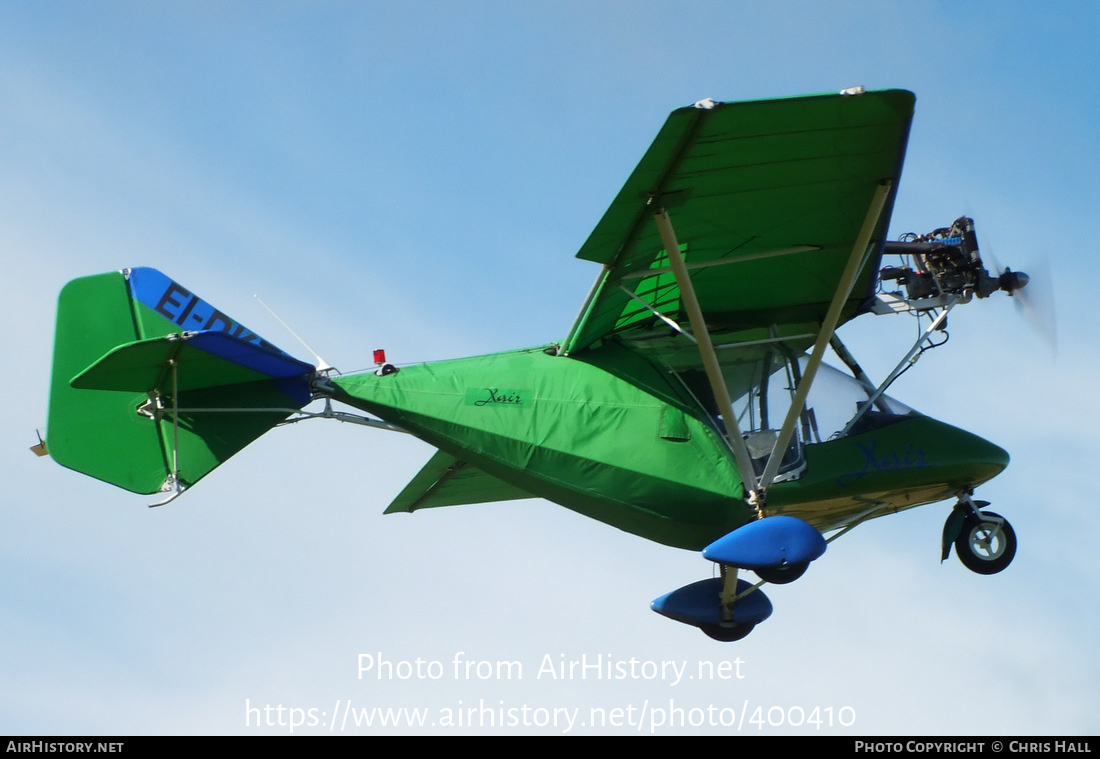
[{"xmin": 46, "ymin": 267, "xmax": 314, "ymax": 500}]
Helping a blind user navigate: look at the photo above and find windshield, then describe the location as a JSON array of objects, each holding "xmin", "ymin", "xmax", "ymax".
[
  {"xmin": 803, "ymin": 362, "xmax": 916, "ymax": 441},
  {"xmin": 710, "ymin": 354, "xmax": 917, "ymax": 445}
]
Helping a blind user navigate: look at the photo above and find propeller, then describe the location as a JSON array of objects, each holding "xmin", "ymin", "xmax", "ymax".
[
  {"xmin": 984, "ymin": 247, "xmax": 1057, "ymax": 355},
  {"xmin": 1010, "ymin": 254, "xmax": 1057, "ymax": 355}
]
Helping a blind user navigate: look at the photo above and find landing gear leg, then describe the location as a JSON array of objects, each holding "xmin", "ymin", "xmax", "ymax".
[{"xmin": 705, "ymin": 565, "xmax": 757, "ymax": 641}]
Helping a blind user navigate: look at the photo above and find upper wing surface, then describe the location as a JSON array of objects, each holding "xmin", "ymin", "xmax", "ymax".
[{"xmin": 563, "ymin": 89, "xmax": 915, "ymax": 363}]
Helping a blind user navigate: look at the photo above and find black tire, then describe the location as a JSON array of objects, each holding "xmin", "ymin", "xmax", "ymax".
[
  {"xmin": 699, "ymin": 623, "xmax": 756, "ymax": 642},
  {"xmin": 755, "ymin": 561, "xmax": 809, "ymax": 585},
  {"xmin": 955, "ymin": 510, "xmax": 1016, "ymax": 575}
]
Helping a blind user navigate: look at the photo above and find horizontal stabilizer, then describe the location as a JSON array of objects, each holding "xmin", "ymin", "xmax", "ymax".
[
  {"xmin": 385, "ymin": 449, "xmax": 535, "ymax": 513},
  {"xmin": 702, "ymin": 516, "xmax": 826, "ymax": 569},
  {"xmin": 72, "ymin": 331, "xmax": 314, "ymax": 396}
]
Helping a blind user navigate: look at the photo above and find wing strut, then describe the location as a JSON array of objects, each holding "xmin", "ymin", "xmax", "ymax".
[
  {"xmin": 755, "ymin": 182, "xmax": 893, "ymax": 496},
  {"xmin": 653, "ymin": 207, "xmax": 758, "ymax": 497},
  {"xmin": 559, "ymin": 266, "xmax": 609, "ymax": 356}
]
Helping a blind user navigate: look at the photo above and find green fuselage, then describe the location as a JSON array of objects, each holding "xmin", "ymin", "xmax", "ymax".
[{"xmin": 332, "ymin": 344, "xmax": 1007, "ymax": 550}]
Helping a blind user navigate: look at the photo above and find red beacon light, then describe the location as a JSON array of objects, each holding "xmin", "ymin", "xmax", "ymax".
[{"xmin": 372, "ymin": 349, "xmax": 398, "ymax": 376}]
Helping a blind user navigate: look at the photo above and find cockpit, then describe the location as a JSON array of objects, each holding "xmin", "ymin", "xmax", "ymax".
[{"xmin": 681, "ymin": 352, "xmax": 918, "ymax": 481}]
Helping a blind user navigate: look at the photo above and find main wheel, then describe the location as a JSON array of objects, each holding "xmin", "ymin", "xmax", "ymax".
[
  {"xmin": 699, "ymin": 623, "xmax": 756, "ymax": 642},
  {"xmin": 755, "ymin": 561, "xmax": 809, "ymax": 585},
  {"xmin": 954, "ymin": 510, "xmax": 1016, "ymax": 575}
]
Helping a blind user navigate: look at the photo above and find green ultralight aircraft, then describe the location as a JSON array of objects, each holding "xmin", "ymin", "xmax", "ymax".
[{"xmin": 40, "ymin": 88, "xmax": 1028, "ymax": 641}]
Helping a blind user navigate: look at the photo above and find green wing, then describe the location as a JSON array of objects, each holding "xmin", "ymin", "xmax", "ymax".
[{"xmin": 562, "ymin": 89, "xmax": 915, "ymax": 365}]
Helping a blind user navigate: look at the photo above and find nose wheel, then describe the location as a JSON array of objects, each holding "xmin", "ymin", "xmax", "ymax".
[
  {"xmin": 955, "ymin": 510, "xmax": 1017, "ymax": 575},
  {"xmin": 943, "ymin": 497, "xmax": 1017, "ymax": 575}
]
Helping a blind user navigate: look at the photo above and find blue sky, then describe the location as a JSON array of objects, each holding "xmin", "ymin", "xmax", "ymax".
[{"xmin": 2, "ymin": 1, "xmax": 1098, "ymax": 735}]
